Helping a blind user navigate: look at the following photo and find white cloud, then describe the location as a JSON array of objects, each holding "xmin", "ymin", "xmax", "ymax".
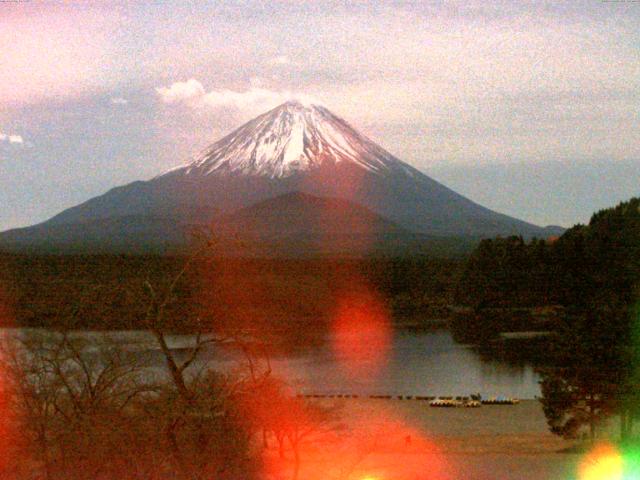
[
  {"xmin": 202, "ymin": 87, "xmax": 291, "ymax": 111},
  {"xmin": 110, "ymin": 97, "xmax": 128, "ymax": 105},
  {"xmin": 155, "ymin": 79, "xmax": 206, "ymax": 104},
  {"xmin": 269, "ymin": 55, "xmax": 290, "ymax": 66},
  {"xmin": 0, "ymin": 132, "xmax": 24, "ymax": 146},
  {"xmin": 156, "ymin": 80, "xmax": 316, "ymax": 116}
]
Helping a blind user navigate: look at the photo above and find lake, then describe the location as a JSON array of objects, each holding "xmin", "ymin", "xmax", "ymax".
[
  {"xmin": 2, "ymin": 328, "xmax": 542, "ymax": 400},
  {"xmin": 261, "ymin": 329, "xmax": 542, "ymax": 399}
]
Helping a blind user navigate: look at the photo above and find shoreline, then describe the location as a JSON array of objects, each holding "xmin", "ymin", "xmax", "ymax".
[{"xmin": 264, "ymin": 399, "xmax": 584, "ymax": 480}]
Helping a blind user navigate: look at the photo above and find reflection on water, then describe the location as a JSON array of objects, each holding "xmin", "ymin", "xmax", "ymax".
[
  {"xmin": 0, "ymin": 328, "xmax": 542, "ymax": 399},
  {"xmin": 263, "ymin": 329, "xmax": 541, "ymax": 399}
]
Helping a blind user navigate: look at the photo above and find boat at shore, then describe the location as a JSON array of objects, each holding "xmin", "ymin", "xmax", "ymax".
[
  {"xmin": 481, "ymin": 396, "xmax": 520, "ymax": 405},
  {"xmin": 429, "ymin": 397, "xmax": 482, "ymax": 408}
]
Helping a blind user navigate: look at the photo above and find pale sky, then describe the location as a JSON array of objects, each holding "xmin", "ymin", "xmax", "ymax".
[{"xmin": 1, "ymin": 1, "xmax": 639, "ymax": 231}]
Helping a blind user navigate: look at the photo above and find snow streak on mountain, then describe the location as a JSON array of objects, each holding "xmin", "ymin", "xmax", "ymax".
[{"xmin": 163, "ymin": 100, "xmax": 414, "ymax": 179}]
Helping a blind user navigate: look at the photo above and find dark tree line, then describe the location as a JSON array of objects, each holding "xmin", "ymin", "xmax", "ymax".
[
  {"xmin": 456, "ymin": 197, "xmax": 640, "ymax": 441},
  {"xmin": 0, "ymin": 255, "xmax": 461, "ymax": 337},
  {"xmin": 457, "ymin": 197, "xmax": 640, "ymax": 311},
  {"xmin": 451, "ymin": 236, "xmax": 561, "ymax": 343},
  {"xmin": 456, "ymin": 236, "xmax": 556, "ymax": 309}
]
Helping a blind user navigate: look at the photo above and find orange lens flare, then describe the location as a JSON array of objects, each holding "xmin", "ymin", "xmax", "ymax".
[
  {"xmin": 256, "ymin": 401, "xmax": 452, "ymax": 480},
  {"xmin": 579, "ymin": 443, "xmax": 624, "ymax": 480},
  {"xmin": 331, "ymin": 285, "xmax": 391, "ymax": 378},
  {"xmin": 342, "ymin": 408, "xmax": 452, "ymax": 480}
]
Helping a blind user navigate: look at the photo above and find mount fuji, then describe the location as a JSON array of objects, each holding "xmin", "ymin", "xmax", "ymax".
[{"xmin": 0, "ymin": 101, "xmax": 562, "ymax": 255}]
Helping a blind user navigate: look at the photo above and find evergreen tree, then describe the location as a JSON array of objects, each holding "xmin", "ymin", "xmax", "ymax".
[
  {"xmin": 457, "ymin": 197, "xmax": 640, "ymax": 440},
  {"xmin": 538, "ymin": 303, "xmax": 632, "ymax": 440}
]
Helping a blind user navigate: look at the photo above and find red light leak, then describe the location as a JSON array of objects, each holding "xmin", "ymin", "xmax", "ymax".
[
  {"xmin": 0, "ymin": 383, "xmax": 15, "ymax": 475},
  {"xmin": 348, "ymin": 415, "xmax": 453, "ymax": 480},
  {"xmin": 0, "ymin": 283, "xmax": 17, "ymax": 476},
  {"xmin": 255, "ymin": 398, "xmax": 453, "ymax": 480},
  {"xmin": 192, "ymin": 162, "xmax": 447, "ymax": 479},
  {"xmin": 331, "ymin": 284, "xmax": 392, "ymax": 379}
]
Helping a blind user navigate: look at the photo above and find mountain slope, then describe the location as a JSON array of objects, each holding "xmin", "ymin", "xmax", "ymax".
[
  {"xmin": 0, "ymin": 101, "xmax": 561, "ymax": 254},
  {"xmin": 217, "ymin": 192, "xmax": 409, "ymax": 240},
  {"xmin": 0, "ymin": 216, "xmax": 190, "ymax": 254},
  {"xmin": 0, "ymin": 193, "xmax": 475, "ymax": 256},
  {"xmin": 213, "ymin": 192, "xmax": 450, "ymax": 257}
]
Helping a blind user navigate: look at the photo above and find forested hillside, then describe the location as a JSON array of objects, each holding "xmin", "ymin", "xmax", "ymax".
[
  {"xmin": 0, "ymin": 255, "xmax": 460, "ymax": 339},
  {"xmin": 455, "ymin": 197, "xmax": 639, "ymax": 321},
  {"xmin": 456, "ymin": 197, "xmax": 640, "ymax": 440}
]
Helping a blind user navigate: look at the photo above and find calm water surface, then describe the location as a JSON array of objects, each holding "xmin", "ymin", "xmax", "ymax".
[
  {"xmin": 265, "ymin": 330, "xmax": 541, "ymax": 399},
  {"xmin": 3, "ymin": 328, "xmax": 542, "ymax": 399}
]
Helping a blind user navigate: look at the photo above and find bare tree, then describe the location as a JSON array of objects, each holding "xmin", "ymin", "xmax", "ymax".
[
  {"xmin": 1, "ymin": 329, "xmax": 158, "ymax": 479},
  {"xmin": 238, "ymin": 375, "xmax": 342, "ymax": 480},
  {"xmin": 140, "ymin": 238, "xmax": 265, "ymax": 480}
]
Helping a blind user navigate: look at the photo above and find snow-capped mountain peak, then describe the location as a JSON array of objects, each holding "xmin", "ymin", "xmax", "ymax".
[
  {"xmin": 1, "ymin": 100, "xmax": 559, "ymax": 251},
  {"xmin": 164, "ymin": 100, "xmax": 402, "ymax": 179}
]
